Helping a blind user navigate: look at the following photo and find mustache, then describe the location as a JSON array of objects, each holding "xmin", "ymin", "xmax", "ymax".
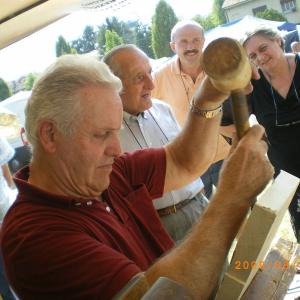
[{"xmin": 184, "ymin": 49, "xmax": 199, "ymax": 55}]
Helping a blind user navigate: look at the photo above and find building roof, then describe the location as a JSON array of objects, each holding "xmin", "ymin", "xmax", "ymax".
[
  {"xmin": 222, "ymin": 0, "xmax": 251, "ymax": 9},
  {"xmin": 0, "ymin": 0, "xmax": 130, "ymax": 50}
]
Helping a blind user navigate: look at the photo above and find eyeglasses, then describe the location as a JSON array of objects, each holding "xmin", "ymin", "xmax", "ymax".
[{"xmin": 270, "ymin": 83, "xmax": 300, "ymax": 127}]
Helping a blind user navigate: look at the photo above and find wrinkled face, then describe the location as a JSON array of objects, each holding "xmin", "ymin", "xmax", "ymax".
[
  {"xmin": 171, "ymin": 25, "xmax": 205, "ymax": 65},
  {"xmin": 55, "ymin": 85, "xmax": 123, "ymax": 197},
  {"xmin": 244, "ymin": 34, "xmax": 283, "ymax": 71},
  {"xmin": 117, "ymin": 50, "xmax": 154, "ymax": 115}
]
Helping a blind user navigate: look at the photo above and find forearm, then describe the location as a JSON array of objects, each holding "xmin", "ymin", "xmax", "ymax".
[
  {"xmin": 146, "ymin": 125, "xmax": 273, "ymax": 299},
  {"xmin": 164, "ymin": 79, "xmax": 228, "ymax": 192},
  {"xmin": 169, "ymin": 109, "xmax": 222, "ymax": 174},
  {"xmin": 2, "ymin": 164, "xmax": 14, "ymax": 187},
  {"xmin": 145, "ymin": 191, "xmax": 249, "ymax": 299}
]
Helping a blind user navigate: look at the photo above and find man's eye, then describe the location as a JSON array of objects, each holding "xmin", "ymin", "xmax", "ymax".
[
  {"xmin": 94, "ymin": 132, "xmax": 109, "ymax": 139},
  {"xmin": 135, "ymin": 75, "xmax": 144, "ymax": 82},
  {"xmin": 261, "ymin": 46, "xmax": 268, "ymax": 51},
  {"xmin": 249, "ymin": 54, "xmax": 256, "ymax": 61}
]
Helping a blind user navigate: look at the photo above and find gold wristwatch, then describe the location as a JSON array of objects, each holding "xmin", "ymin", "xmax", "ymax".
[{"xmin": 190, "ymin": 99, "xmax": 223, "ymax": 119}]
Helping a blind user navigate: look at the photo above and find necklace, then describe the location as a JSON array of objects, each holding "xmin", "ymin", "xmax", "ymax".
[
  {"xmin": 179, "ymin": 61, "xmax": 192, "ymax": 105},
  {"xmin": 268, "ymin": 55, "xmax": 300, "ymax": 127},
  {"xmin": 179, "ymin": 70, "xmax": 190, "ymax": 105},
  {"xmin": 123, "ymin": 111, "xmax": 169, "ymax": 149},
  {"xmin": 269, "ymin": 56, "xmax": 300, "ymax": 103},
  {"xmin": 123, "ymin": 117, "xmax": 145, "ymax": 148}
]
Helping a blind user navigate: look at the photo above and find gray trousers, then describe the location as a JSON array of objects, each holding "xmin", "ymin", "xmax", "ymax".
[{"xmin": 159, "ymin": 193, "xmax": 209, "ymax": 243}]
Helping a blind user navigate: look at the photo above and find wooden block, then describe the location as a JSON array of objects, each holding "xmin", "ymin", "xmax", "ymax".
[{"xmin": 215, "ymin": 171, "xmax": 300, "ymax": 300}]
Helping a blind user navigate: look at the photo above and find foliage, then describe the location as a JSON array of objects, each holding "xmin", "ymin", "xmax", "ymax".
[
  {"xmin": 0, "ymin": 78, "xmax": 11, "ymax": 101},
  {"xmin": 256, "ymin": 8, "xmax": 287, "ymax": 21},
  {"xmin": 97, "ymin": 26, "xmax": 107, "ymax": 56},
  {"xmin": 56, "ymin": 35, "xmax": 73, "ymax": 57},
  {"xmin": 193, "ymin": 0, "xmax": 226, "ymax": 31},
  {"xmin": 104, "ymin": 30, "xmax": 124, "ymax": 53},
  {"xmin": 71, "ymin": 25, "xmax": 96, "ymax": 54},
  {"xmin": 24, "ymin": 73, "xmax": 38, "ymax": 91},
  {"xmin": 97, "ymin": 17, "xmax": 137, "ymax": 55},
  {"xmin": 211, "ymin": 0, "xmax": 226, "ymax": 25},
  {"xmin": 193, "ymin": 14, "xmax": 216, "ymax": 31},
  {"xmin": 135, "ymin": 23, "xmax": 154, "ymax": 58},
  {"xmin": 151, "ymin": 0, "xmax": 178, "ymax": 58}
]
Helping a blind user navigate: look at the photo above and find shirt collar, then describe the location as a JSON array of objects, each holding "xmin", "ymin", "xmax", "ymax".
[
  {"xmin": 170, "ymin": 56, "xmax": 181, "ymax": 75},
  {"xmin": 123, "ymin": 111, "xmax": 147, "ymax": 123},
  {"xmin": 171, "ymin": 56, "xmax": 205, "ymax": 81},
  {"xmin": 14, "ymin": 166, "xmax": 100, "ymax": 208}
]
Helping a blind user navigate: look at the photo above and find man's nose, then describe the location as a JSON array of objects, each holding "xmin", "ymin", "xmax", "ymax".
[
  {"xmin": 145, "ymin": 74, "xmax": 154, "ymax": 90},
  {"xmin": 107, "ymin": 134, "xmax": 122, "ymax": 157},
  {"xmin": 186, "ymin": 40, "xmax": 194, "ymax": 50}
]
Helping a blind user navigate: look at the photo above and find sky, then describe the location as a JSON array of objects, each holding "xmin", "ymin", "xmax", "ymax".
[{"xmin": 0, "ymin": 0, "xmax": 213, "ymax": 82}]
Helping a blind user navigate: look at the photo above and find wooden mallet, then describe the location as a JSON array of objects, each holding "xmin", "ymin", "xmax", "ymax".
[{"xmin": 201, "ymin": 37, "xmax": 252, "ymax": 140}]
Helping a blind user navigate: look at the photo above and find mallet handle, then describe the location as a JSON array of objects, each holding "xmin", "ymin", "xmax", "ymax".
[{"xmin": 231, "ymin": 91, "xmax": 250, "ymax": 140}]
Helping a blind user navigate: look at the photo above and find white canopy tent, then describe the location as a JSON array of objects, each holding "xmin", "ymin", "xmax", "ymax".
[{"xmin": 204, "ymin": 15, "xmax": 289, "ymax": 47}]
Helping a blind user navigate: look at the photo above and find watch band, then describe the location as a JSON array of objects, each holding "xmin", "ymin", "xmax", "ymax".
[{"xmin": 190, "ymin": 99, "xmax": 222, "ymax": 119}]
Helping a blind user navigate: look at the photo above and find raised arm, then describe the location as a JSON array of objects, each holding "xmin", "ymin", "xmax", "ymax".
[
  {"xmin": 164, "ymin": 76, "xmax": 229, "ymax": 193},
  {"xmin": 146, "ymin": 123, "xmax": 274, "ymax": 299}
]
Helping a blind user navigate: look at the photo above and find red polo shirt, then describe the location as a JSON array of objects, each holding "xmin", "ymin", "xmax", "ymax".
[{"xmin": 1, "ymin": 148, "xmax": 174, "ymax": 300}]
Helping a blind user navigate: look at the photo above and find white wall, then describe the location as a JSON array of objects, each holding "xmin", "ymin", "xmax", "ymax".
[{"xmin": 225, "ymin": 0, "xmax": 300, "ymax": 23}]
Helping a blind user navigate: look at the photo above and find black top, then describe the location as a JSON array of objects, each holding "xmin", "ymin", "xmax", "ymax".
[{"xmin": 222, "ymin": 54, "xmax": 300, "ymax": 178}]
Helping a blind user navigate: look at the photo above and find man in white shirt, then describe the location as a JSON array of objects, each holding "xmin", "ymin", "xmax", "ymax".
[{"xmin": 103, "ymin": 45, "xmax": 208, "ymax": 242}]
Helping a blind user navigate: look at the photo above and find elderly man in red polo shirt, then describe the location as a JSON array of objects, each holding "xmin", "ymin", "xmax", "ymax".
[{"xmin": 0, "ymin": 54, "xmax": 273, "ymax": 300}]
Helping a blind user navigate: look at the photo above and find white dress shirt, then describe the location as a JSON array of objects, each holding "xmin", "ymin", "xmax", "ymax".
[{"xmin": 119, "ymin": 99, "xmax": 204, "ymax": 210}]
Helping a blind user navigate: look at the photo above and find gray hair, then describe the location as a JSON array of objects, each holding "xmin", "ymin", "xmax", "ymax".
[
  {"xmin": 291, "ymin": 41, "xmax": 300, "ymax": 51},
  {"xmin": 102, "ymin": 44, "xmax": 147, "ymax": 77},
  {"xmin": 170, "ymin": 20, "xmax": 204, "ymax": 42},
  {"xmin": 25, "ymin": 54, "xmax": 122, "ymax": 148},
  {"xmin": 242, "ymin": 27, "xmax": 285, "ymax": 50}
]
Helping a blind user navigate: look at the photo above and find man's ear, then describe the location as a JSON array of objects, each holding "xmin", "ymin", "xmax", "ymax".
[
  {"xmin": 38, "ymin": 121, "xmax": 58, "ymax": 153},
  {"xmin": 170, "ymin": 41, "xmax": 176, "ymax": 53},
  {"xmin": 276, "ymin": 37, "xmax": 283, "ymax": 49}
]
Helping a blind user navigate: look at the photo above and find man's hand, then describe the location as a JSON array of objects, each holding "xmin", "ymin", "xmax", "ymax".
[
  {"xmin": 243, "ymin": 62, "xmax": 261, "ymax": 95},
  {"xmin": 192, "ymin": 75, "xmax": 230, "ymax": 110},
  {"xmin": 217, "ymin": 124, "xmax": 274, "ymax": 206}
]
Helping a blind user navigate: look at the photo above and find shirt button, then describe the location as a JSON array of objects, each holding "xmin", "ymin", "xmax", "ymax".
[{"xmin": 106, "ymin": 206, "xmax": 111, "ymax": 212}]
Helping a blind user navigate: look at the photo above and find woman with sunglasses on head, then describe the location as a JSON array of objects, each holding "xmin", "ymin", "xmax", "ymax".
[{"xmin": 242, "ymin": 27, "xmax": 300, "ymax": 241}]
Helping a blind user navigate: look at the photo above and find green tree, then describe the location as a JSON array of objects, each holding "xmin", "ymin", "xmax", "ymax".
[
  {"xmin": 0, "ymin": 78, "xmax": 11, "ymax": 101},
  {"xmin": 211, "ymin": 0, "xmax": 226, "ymax": 25},
  {"xmin": 135, "ymin": 23, "xmax": 154, "ymax": 58},
  {"xmin": 97, "ymin": 25, "xmax": 107, "ymax": 56},
  {"xmin": 193, "ymin": 14, "xmax": 216, "ymax": 31},
  {"xmin": 56, "ymin": 35, "xmax": 73, "ymax": 57},
  {"xmin": 151, "ymin": 0, "xmax": 178, "ymax": 58},
  {"xmin": 106, "ymin": 17, "xmax": 135, "ymax": 43},
  {"xmin": 97, "ymin": 17, "xmax": 136, "ymax": 56},
  {"xmin": 256, "ymin": 8, "xmax": 287, "ymax": 21},
  {"xmin": 24, "ymin": 73, "xmax": 38, "ymax": 91},
  {"xmin": 72, "ymin": 25, "xmax": 96, "ymax": 54},
  {"xmin": 105, "ymin": 30, "xmax": 124, "ymax": 53}
]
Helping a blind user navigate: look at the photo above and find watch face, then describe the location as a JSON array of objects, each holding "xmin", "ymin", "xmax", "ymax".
[
  {"xmin": 206, "ymin": 111, "xmax": 214, "ymax": 118},
  {"xmin": 191, "ymin": 104, "xmax": 222, "ymax": 118},
  {"xmin": 204, "ymin": 107, "xmax": 222, "ymax": 118}
]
